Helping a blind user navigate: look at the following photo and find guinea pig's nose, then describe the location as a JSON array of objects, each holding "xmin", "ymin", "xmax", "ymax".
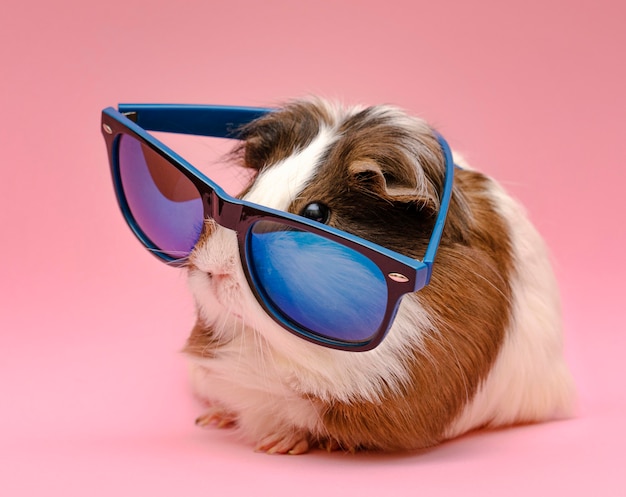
[
  {"xmin": 202, "ymin": 256, "xmax": 237, "ymax": 280},
  {"xmin": 188, "ymin": 223, "xmax": 239, "ymax": 277},
  {"xmin": 206, "ymin": 270, "xmax": 225, "ymax": 280}
]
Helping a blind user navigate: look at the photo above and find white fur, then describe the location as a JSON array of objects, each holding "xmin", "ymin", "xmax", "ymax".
[
  {"xmin": 243, "ymin": 126, "xmax": 335, "ymax": 210},
  {"xmin": 446, "ymin": 179, "xmax": 575, "ymax": 437},
  {"xmin": 242, "ymin": 97, "xmax": 362, "ymax": 210}
]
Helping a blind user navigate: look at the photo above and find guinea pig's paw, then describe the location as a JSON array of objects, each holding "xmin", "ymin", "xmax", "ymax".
[
  {"xmin": 195, "ymin": 406, "xmax": 238, "ymax": 430},
  {"xmin": 255, "ymin": 428, "xmax": 311, "ymax": 455}
]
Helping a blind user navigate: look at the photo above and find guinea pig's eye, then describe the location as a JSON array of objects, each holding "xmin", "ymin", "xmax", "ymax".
[{"xmin": 300, "ymin": 202, "xmax": 330, "ymax": 224}]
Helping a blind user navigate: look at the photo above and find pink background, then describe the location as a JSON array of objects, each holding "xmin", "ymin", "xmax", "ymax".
[{"xmin": 1, "ymin": 0, "xmax": 625, "ymax": 495}]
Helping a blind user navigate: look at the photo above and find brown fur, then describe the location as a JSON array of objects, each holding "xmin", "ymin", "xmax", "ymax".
[
  {"xmin": 235, "ymin": 99, "xmax": 335, "ymax": 173},
  {"xmin": 184, "ymin": 319, "xmax": 221, "ymax": 358},
  {"xmin": 316, "ymin": 171, "xmax": 514, "ymax": 451}
]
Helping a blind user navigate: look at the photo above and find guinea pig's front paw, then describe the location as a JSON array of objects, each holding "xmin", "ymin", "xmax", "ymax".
[
  {"xmin": 255, "ymin": 428, "xmax": 311, "ymax": 455},
  {"xmin": 195, "ymin": 406, "xmax": 238, "ymax": 429}
]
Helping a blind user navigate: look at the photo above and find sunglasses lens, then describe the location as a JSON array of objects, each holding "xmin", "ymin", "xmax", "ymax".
[
  {"xmin": 117, "ymin": 134, "xmax": 204, "ymax": 259},
  {"xmin": 247, "ymin": 221, "xmax": 388, "ymax": 344}
]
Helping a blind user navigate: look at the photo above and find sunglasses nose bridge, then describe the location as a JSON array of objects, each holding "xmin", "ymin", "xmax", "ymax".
[{"xmin": 202, "ymin": 191, "xmax": 243, "ymax": 232}]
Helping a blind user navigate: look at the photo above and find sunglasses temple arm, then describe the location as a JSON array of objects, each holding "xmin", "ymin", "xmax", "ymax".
[
  {"xmin": 421, "ymin": 133, "xmax": 455, "ymax": 284},
  {"xmin": 117, "ymin": 104, "xmax": 274, "ymax": 138}
]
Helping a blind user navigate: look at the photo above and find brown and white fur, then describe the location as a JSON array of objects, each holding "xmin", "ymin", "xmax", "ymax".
[{"xmin": 183, "ymin": 97, "xmax": 574, "ymax": 454}]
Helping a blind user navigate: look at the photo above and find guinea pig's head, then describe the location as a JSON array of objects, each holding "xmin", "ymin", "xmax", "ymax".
[{"xmin": 184, "ymin": 98, "xmax": 459, "ymax": 371}]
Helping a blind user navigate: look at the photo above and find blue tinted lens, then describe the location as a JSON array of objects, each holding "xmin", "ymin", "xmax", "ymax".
[
  {"xmin": 118, "ymin": 134, "xmax": 204, "ymax": 259},
  {"xmin": 248, "ymin": 221, "xmax": 388, "ymax": 343}
]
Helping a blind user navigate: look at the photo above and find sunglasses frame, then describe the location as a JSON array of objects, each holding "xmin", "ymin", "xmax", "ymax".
[{"xmin": 101, "ymin": 104, "xmax": 455, "ymax": 351}]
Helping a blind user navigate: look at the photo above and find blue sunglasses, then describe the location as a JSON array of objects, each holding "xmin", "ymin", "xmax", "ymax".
[{"xmin": 101, "ymin": 104, "xmax": 454, "ymax": 352}]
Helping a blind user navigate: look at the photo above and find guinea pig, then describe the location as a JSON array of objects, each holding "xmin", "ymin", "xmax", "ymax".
[{"xmin": 183, "ymin": 97, "xmax": 574, "ymax": 454}]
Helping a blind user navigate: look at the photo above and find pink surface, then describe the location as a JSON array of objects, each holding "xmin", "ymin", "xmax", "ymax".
[{"xmin": 1, "ymin": 1, "xmax": 624, "ymax": 495}]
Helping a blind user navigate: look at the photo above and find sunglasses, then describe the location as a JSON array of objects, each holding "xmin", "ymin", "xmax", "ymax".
[{"xmin": 101, "ymin": 104, "xmax": 454, "ymax": 352}]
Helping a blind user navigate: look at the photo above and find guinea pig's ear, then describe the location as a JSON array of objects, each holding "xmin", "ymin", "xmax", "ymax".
[{"xmin": 349, "ymin": 160, "xmax": 438, "ymax": 214}]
